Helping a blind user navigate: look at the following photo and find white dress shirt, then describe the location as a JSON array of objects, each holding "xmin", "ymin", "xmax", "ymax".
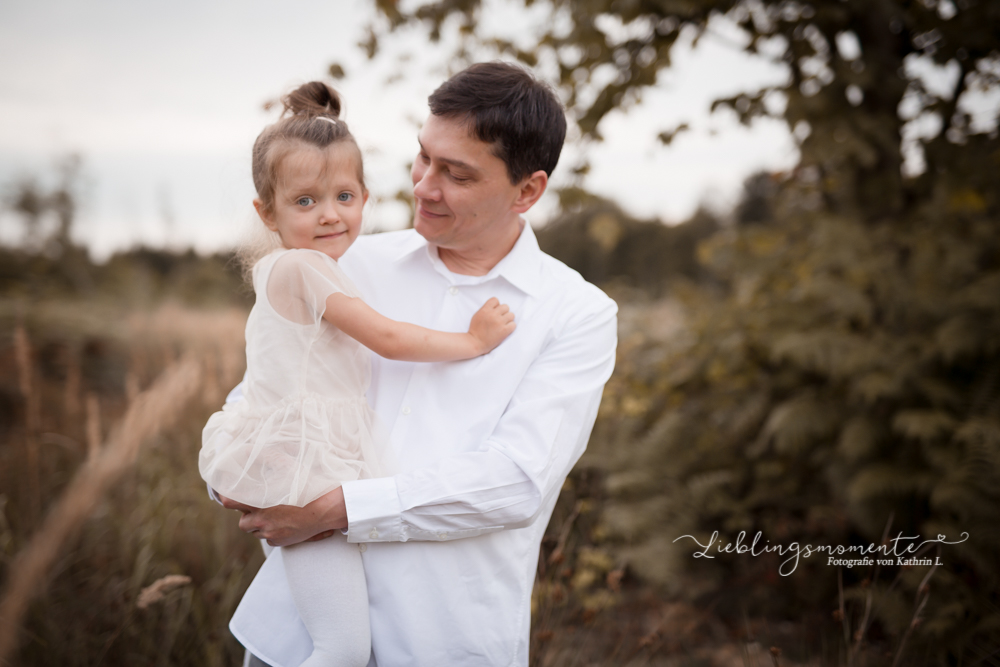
[{"xmin": 228, "ymin": 221, "xmax": 617, "ymax": 667}]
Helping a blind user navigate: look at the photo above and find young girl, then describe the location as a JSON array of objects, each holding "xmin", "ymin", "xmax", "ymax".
[{"xmin": 199, "ymin": 82, "xmax": 515, "ymax": 667}]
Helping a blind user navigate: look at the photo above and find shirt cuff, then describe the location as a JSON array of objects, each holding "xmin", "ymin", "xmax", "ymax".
[{"xmin": 342, "ymin": 476, "xmax": 403, "ymax": 543}]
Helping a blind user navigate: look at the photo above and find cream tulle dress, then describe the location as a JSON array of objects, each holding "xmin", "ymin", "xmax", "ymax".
[{"xmin": 199, "ymin": 248, "xmax": 394, "ymax": 508}]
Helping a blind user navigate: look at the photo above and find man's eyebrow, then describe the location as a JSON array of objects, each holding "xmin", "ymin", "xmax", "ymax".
[{"xmin": 417, "ymin": 138, "xmax": 479, "ymax": 173}]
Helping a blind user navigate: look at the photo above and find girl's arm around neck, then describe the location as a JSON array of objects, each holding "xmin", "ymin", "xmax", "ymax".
[{"xmin": 324, "ymin": 293, "xmax": 515, "ymax": 362}]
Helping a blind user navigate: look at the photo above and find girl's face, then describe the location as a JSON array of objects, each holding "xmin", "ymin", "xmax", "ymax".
[{"xmin": 255, "ymin": 143, "xmax": 368, "ymax": 260}]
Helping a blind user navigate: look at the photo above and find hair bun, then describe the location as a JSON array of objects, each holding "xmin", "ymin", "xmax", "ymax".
[{"xmin": 282, "ymin": 81, "xmax": 342, "ymax": 119}]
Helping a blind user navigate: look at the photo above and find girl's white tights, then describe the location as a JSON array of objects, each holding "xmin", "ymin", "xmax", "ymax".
[{"xmin": 280, "ymin": 536, "xmax": 371, "ymax": 667}]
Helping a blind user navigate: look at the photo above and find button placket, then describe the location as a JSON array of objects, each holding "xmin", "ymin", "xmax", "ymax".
[{"xmin": 391, "ymin": 286, "xmax": 454, "ymax": 443}]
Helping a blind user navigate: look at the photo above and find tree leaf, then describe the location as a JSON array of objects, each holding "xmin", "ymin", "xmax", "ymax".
[{"xmin": 892, "ymin": 410, "xmax": 958, "ymax": 442}]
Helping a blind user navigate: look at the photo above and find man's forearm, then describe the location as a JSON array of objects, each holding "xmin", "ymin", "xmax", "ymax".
[
  {"xmin": 341, "ymin": 384, "xmax": 604, "ymax": 543},
  {"xmin": 340, "ymin": 452, "xmax": 537, "ymax": 543}
]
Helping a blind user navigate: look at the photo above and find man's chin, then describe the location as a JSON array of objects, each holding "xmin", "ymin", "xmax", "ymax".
[{"xmin": 413, "ymin": 216, "xmax": 450, "ymax": 244}]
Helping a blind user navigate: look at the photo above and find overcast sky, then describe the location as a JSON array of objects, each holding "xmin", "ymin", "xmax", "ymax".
[{"xmin": 0, "ymin": 0, "xmax": 798, "ymax": 260}]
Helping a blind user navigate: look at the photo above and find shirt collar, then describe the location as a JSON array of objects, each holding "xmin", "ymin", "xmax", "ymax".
[{"xmin": 392, "ymin": 216, "xmax": 543, "ymax": 297}]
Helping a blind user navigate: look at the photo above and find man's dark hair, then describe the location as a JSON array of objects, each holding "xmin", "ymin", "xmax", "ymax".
[{"xmin": 428, "ymin": 61, "xmax": 567, "ymax": 184}]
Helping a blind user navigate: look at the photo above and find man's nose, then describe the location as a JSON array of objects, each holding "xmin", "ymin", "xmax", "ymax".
[{"xmin": 412, "ymin": 166, "xmax": 440, "ymax": 201}]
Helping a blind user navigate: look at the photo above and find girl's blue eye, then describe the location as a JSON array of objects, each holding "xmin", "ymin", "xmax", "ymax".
[
  {"xmin": 338, "ymin": 192, "xmax": 353, "ymax": 202},
  {"xmin": 297, "ymin": 197, "xmax": 314, "ymax": 206}
]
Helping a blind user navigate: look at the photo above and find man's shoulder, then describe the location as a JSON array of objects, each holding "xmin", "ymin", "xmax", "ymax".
[
  {"xmin": 531, "ymin": 250, "xmax": 618, "ymax": 337},
  {"xmin": 536, "ymin": 249, "xmax": 617, "ymax": 314}
]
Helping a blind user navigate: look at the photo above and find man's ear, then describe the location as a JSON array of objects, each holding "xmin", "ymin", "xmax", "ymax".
[
  {"xmin": 254, "ymin": 198, "xmax": 278, "ymax": 231},
  {"xmin": 512, "ymin": 170, "xmax": 548, "ymax": 214}
]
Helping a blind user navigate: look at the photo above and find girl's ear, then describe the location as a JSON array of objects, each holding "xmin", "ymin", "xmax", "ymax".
[{"xmin": 254, "ymin": 198, "xmax": 278, "ymax": 231}]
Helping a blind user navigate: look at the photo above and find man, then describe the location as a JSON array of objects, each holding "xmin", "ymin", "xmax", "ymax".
[{"xmin": 221, "ymin": 61, "xmax": 618, "ymax": 666}]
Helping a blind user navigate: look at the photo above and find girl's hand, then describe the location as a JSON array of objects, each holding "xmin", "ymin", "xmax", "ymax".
[{"xmin": 469, "ymin": 297, "xmax": 516, "ymax": 355}]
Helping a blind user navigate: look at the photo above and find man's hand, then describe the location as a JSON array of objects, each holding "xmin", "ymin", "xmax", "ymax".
[{"xmin": 219, "ymin": 486, "xmax": 349, "ymax": 547}]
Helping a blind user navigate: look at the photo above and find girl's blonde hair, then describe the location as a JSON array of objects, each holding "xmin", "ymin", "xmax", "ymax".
[{"xmin": 238, "ymin": 81, "xmax": 366, "ymax": 280}]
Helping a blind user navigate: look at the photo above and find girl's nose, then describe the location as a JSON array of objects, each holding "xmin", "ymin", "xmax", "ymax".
[{"xmin": 318, "ymin": 200, "xmax": 340, "ymax": 223}]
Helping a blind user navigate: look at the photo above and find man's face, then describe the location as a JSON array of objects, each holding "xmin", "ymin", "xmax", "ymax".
[{"xmin": 410, "ymin": 114, "xmax": 524, "ymax": 250}]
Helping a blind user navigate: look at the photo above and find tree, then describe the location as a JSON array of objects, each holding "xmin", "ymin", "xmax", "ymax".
[
  {"xmin": 3, "ymin": 154, "xmax": 82, "ymax": 257},
  {"xmin": 362, "ymin": 1, "xmax": 1000, "ymax": 662},
  {"xmin": 366, "ymin": 0, "xmax": 999, "ymax": 217},
  {"xmin": 2, "ymin": 155, "xmax": 93, "ymax": 293}
]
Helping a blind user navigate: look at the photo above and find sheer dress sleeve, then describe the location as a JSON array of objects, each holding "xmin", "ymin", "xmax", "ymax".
[{"xmin": 265, "ymin": 249, "xmax": 360, "ymax": 325}]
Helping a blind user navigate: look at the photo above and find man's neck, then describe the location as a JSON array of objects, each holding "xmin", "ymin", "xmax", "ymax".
[{"xmin": 435, "ymin": 218, "xmax": 524, "ymax": 276}]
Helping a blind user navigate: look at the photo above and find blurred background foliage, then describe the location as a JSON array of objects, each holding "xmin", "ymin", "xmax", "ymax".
[{"xmin": 1, "ymin": 0, "xmax": 999, "ymax": 665}]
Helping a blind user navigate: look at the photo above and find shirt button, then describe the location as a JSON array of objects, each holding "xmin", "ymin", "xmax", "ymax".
[
  {"xmin": 448, "ymin": 286, "xmax": 459, "ymax": 295},
  {"xmin": 370, "ymin": 527, "xmax": 379, "ymax": 539},
  {"xmin": 402, "ymin": 406, "xmax": 411, "ymax": 415},
  {"xmin": 359, "ymin": 543, "xmax": 367, "ymax": 553},
  {"xmin": 438, "ymin": 532, "xmax": 447, "ymax": 539}
]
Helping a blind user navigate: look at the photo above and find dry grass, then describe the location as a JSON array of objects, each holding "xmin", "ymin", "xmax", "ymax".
[
  {"xmin": 137, "ymin": 575, "xmax": 194, "ymax": 610},
  {"xmin": 0, "ymin": 299, "xmax": 260, "ymax": 666},
  {"xmin": 0, "ymin": 358, "xmax": 201, "ymax": 662}
]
